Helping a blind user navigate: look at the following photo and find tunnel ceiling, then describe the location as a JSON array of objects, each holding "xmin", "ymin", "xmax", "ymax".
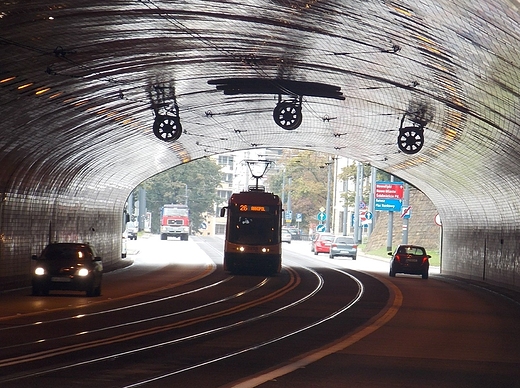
[{"xmin": 1, "ymin": 0, "xmax": 520, "ymax": 226}]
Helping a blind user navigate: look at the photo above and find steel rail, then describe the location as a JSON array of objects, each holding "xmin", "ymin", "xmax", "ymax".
[
  {"xmin": 122, "ymin": 260, "xmax": 363, "ymax": 387},
  {"xmin": 0, "ymin": 268, "xmax": 299, "ymax": 369}
]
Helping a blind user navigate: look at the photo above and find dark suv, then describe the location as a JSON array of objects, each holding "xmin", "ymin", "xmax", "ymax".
[
  {"xmin": 286, "ymin": 227, "xmax": 302, "ymax": 240},
  {"xmin": 31, "ymin": 243, "xmax": 103, "ymax": 296},
  {"xmin": 389, "ymin": 244, "xmax": 430, "ymax": 279}
]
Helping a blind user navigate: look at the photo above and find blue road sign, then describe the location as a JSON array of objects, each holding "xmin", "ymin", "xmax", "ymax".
[
  {"xmin": 375, "ymin": 198, "xmax": 402, "ymax": 212},
  {"xmin": 317, "ymin": 212, "xmax": 326, "ymax": 221},
  {"xmin": 296, "ymin": 213, "xmax": 302, "ymax": 222},
  {"xmin": 365, "ymin": 211, "xmax": 373, "ymax": 220},
  {"xmin": 316, "ymin": 224, "xmax": 326, "ymax": 232}
]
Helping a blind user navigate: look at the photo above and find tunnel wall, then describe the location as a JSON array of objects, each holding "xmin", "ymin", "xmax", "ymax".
[
  {"xmin": 442, "ymin": 226, "xmax": 520, "ymax": 290},
  {"xmin": 0, "ymin": 192, "xmax": 125, "ymax": 292},
  {"xmin": 2, "ymin": 195, "xmax": 520, "ymax": 293}
]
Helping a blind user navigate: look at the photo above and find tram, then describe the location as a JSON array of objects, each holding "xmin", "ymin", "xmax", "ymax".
[{"xmin": 220, "ymin": 161, "xmax": 282, "ymax": 275}]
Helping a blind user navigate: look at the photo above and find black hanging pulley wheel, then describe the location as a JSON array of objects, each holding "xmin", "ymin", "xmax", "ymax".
[
  {"xmin": 397, "ymin": 126, "xmax": 424, "ymax": 154},
  {"xmin": 153, "ymin": 115, "xmax": 182, "ymax": 142},
  {"xmin": 273, "ymin": 101, "xmax": 302, "ymax": 130}
]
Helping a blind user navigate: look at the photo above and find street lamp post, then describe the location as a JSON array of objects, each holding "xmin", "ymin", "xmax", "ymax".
[
  {"xmin": 325, "ymin": 157, "xmax": 332, "ymax": 233},
  {"xmin": 368, "ymin": 166, "xmax": 376, "ymax": 235},
  {"xmin": 286, "ymin": 177, "xmax": 292, "ymax": 226},
  {"xmin": 281, "ymin": 169, "xmax": 286, "ymax": 211},
  {"xmin": 354, "ymin": 162, "xmax": 364, "ymax": 244},
  {"xmin": 342, "ymin": 179, "xmax": 348, "ymax": 236},
  {"xmin": 386, "ymin": 175, "xmax": 394, "ymax": 252}
]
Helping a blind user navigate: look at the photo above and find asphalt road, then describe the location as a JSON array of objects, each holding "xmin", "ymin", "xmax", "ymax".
[
  {"xmin": 256, "ymin": 240, "xmax": 520, "ymax": 388},
  {"xmin": 0, "ymin": 235, "xmax": 519, "ymax": 387}
]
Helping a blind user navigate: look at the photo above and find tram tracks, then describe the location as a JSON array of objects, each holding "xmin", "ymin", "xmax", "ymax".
[
  {"xmin": 0, "ymin": 238, "xmax": 382, "ymax": 387},
  {"xmin": 0, "ymin": 268, "xmax": 300, "ymax": 368},
  {"xmin": 122, "ymin": 262, "xmax": 365, "ymax": 388}
]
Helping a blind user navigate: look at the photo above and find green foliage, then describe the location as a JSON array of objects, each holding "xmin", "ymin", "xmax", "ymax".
[
  {"xmin": 338, "ymin": 164, "xmax": 391, "ymax": 207},
  {"xmin": 140, "ymin": 158, "xmax": 222, "ymax": 234},
  {"xmin": 267, "ymin": 150, "xmax": 331, "ymax": 231},
  {"xmin": 338, "ymin": 164, "xmax": 391, "ymax": 183},
  {"xmin": 266, "ymin": 150, "xmax": 404, "ymax": 235}
]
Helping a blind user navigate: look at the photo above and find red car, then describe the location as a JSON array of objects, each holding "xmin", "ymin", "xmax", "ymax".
[{"xmin": 312, "ymin": 233, "xmax": 335, "ymax": 255}]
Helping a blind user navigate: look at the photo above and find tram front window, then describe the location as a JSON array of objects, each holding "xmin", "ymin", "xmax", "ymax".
[{"xmin": 230, "ymin": 216, "xmax": 278, "ymax": 244}]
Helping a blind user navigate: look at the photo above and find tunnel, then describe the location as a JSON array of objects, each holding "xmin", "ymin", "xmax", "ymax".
[{"xmin": 0, "ymin": 1, "xmax": 519, "ymax": 291}]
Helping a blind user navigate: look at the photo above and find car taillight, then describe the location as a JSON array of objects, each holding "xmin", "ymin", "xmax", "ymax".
[
  {"xmin": 331, "ymin": 244, "xmax": 337, "ymax": 248},
  {"xmin": 352, "ymin": 244, "xmax": 358, "ymax": 249},
  {"xmin": 395, "ymin": 254, "xmax": 402, "ymax": 262},
  {"xmin": 422, "ymin": 256, "xmax": 429, "ymax": 264}
]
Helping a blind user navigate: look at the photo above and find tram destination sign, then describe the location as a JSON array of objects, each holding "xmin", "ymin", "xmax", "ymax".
[{"xmin": 239, "ymin": 204, "xmax": 269, "ymax": 212}]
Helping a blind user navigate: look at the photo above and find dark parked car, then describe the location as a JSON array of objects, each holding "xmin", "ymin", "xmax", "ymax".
[
  {"xmin": 31, "ymin": 243, "xmax": 103, "ymax": 296},
  {"xmin": 312, "ymin": 233, "xmax": 335, "ymax": 255},
  {"xmin": 389, "ymin": 244, "xmax": 430, "ymax": 279},
  {"xmin": 329, "ymin": 236, "xmax": 357, "ymax": 260},
  {"xmin": 286, "ymin": 227, "xmax": 302, "ymax": 240}
]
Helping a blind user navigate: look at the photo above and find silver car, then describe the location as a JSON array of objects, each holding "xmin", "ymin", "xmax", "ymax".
[
  {"xmin": 281, "ymin": 228, "xmax": 292, "ymax": 244},
  {"xmin": 329, "ymin": 236, "xmax": 357, "ymax": 260}
]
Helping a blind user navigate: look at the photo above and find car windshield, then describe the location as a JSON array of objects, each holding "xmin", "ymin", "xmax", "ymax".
[
  {"xmin": 42, "ymin": 244, "xmax": 93, "ymax": 261},
  {"xmin": 397, "ymin": 246, "xmax": 426, "ymax": 255}
]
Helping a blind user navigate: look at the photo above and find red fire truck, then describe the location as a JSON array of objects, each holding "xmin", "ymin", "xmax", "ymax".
[{"xmin": 160, "ymin": 204, "xmax": 190, "ymax": 241}]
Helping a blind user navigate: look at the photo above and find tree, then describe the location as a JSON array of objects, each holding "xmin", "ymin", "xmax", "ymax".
[
  {"xmin": 266, "ymin": 150, "xmax": 331, "ymax": 232},
  {"xmin": 338, "ymin": 164, "xmax": 392, "ymax": 209},
  {"xmin": 140, "ymin": 158, "xmax": 222, "ymax": 234}
]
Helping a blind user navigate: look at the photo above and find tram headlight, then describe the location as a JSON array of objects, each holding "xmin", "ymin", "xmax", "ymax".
[
  {"xmin": 239, "ymin": 246, "xmax": 245, "ymax": 252},
  {"xmin": 261, "ymin": 247, "xmax": 267, "ymax": 253}
]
